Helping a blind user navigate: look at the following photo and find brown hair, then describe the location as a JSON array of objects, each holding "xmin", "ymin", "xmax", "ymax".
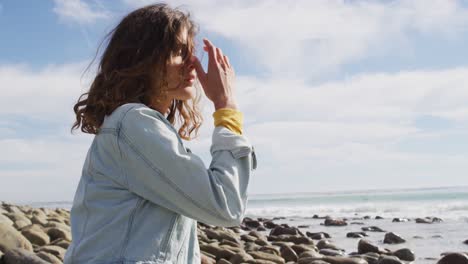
[{"xmin": 71, "ymin": 3, "xmax": 203, "ymax": 140}]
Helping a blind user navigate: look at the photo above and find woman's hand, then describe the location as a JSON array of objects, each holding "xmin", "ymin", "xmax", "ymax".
[{"xmin": 192, "ymin": 38, "xmax": 238, "ymax": 110}]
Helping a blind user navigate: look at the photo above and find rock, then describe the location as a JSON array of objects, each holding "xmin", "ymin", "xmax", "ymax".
[
  {"xmin": 264, "ymin": 221, "xmax": 278, "ymax": 229},
  {"xmin": 292, "ymin": 244, "xmax": 319, "ymax": 255},
  {"xmin": 220, "ymin": 239, "xmax": 241, "ymax": 248},
  {"xmin": 346, "ymin": 232, "xmax": 367, "ymax": 238},
  {"xmin": 36, "ymin": 251, "xmax": 63, "ymax": 264},
  {"xmin": 258, "ymin": 226, "xmax": 267, "ymax": 231},
  {"xmin": 0, "ymin": 214, "xmax": 14, "ymax": 226},
  {"xmin": 306, "ymin": 232, "xmax": 330, "ymax": 240},
  {"xmin": 415, "ymin": 217, "xmax": 432, "ymax": 224},
  {"xmin": 241, "ymin": 234, "xmax": 257, "ymax": 243},
  {"xmin": 272, "ymin": 241, "xmax": 294, "ymax": 248},
  {"xmin": 316, "ymin": 240, "xmax": 343, "ymax": 251},
  {"xmin": 200, "ymin": 244, "xmax": 236, "ymax": 260},
  {"xmin": 217, "ymin": 258, "xmax": 231, "ymax": 264},
  {"xmin": 301, "ymin": 261, "xmax": 329, "ymax": 264},
  {"xmin": 375, "ymin": 216, "xmax": 384, "ymax": 220},
  {"xmin": 0, "ymin": 222, "xmax": 33, "ymax": 252},
  {"xmin": 201, "ymin": 253, "xmax": 216, "ymax": 264},
  {"xmin": 280, "ymin": 245, "xmax": 298, "ymax": 262},
  {"xmin": 243, "ymin": 218, "xmax": 261, "ymax": 229},
  {"xmin": 391, "ymin": 218, "xmax": 410, "ymax": 223},
  {"xmin": 297, "ymin": 257, "xmax": 324, "ymax": 264},
  {"xmin": 249, "ymin": 231, "xmax": 268, "ymax": 241},
  {"xmin": 248, "ymin": 260, "xmax": 277, "ymax": 264},
  {"xmin": 377, "ymin": 255, "xmax": 403, "ymax": 264},
  {"xmin": 357, "ymin": 239, "xmax": 380, "ymax": 254},
  {"xmin": 230, "ymin": 227, "xmax": 242, "ymax": 234},
  {"xmin": 324, "ymin": 218, "xmax": 347, "ymax": 226},
  {"xmin": 52, "ymin": 238, "xmax": 70, "ymax": 249},
  {"xmin": 269, "ymin": 235, "xmax": 312, "ymax": 245},
  {"xmin": 392, "ymin": 248, "xmax": 415, "ymax": 261},
  {"xmin": 30, "ymin": 215, "xmax": 48, "ymax": 227},
  {"xmin": 14, "ymin": 220, "xmax": 31, "ymax": 230},
  {"xmin": 299, "ymin": 251, "xmax": 323, "ymax": 258},
  {"xmin": 249, "ymin": 251, "xmax": 285, "ymax": 264},
  {"xmin": 269, "ymin": 226, "xmax": 301, "ymax": 236},
  {"xmin": 255, "ymin": 238, "xmax": 270, "ymax": 246},
  {"xmin": 44, "ymin": 222, "xmax": 70, "ymax": 232},
  {"xmin": 205, "ymin": 229, "xmax": 241, "ymax": 245},
  {"xmin": 36, "ymin": 245, "xmax": 66, "ymax": 261},
  {"xmin": 361, "ymin": 253, "xmax": 379, "ymax": 264},
  {"xmin": 220, "ymin": 244, "xmax": 243, "ymax": 254},
  {"xmin": 229, "ymin": 252, "xmax": 254, "ymax": 264},
  {"xmin": 322, "ymin": 256, "xmax": 369, "ymax": 264},
  {"xmin": 3, "ymin": 248, "xmax": 49, "ymax": 264},
  {"xmin": 21, "ymin": 227, "xmax": 50, "ymax": 246},
  {"xmin": 244, "ymin": 242, "xmax": 261, "ymax": 252},
  {"xmin": 464, "ymin": 239, "xmax": 468, "ymax": 245},
  {"xmin": 437, "ymin": 253, "xmax": 468, "ymax": 264},
  {"xmin": 350, "ymin": 222, "xmax": 365, "ymax": 225},
  {"xmin": 319, "ymin": 248, "xmax": 344, "ymax": 256},
  {"xmin": 259, "ymin": 245, "xmax": 281, "ymax": 256},
  {"xmin": 383, "ymin": 232, "xmax": 405, "ymax": 244},
  {"xmin": 361, "ymin": 226, "xmax": 385, "ymax": 232},
  {"xmin": 5, "ymin": 213, "xmax": 32, "ymax": 228}
]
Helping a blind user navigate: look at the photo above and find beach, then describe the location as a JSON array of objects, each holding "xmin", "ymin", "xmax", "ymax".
[{"xmin": 1, "ymin": 186, "xmax": 467, "ymax": 263}]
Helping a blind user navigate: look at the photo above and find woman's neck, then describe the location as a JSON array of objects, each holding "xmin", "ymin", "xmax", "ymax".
[{"xmin": 149, "ymin": 98, "xmax": 172, "ymax": 117}]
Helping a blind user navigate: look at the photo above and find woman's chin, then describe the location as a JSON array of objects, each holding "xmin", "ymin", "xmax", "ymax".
[{"xmin": 176, "ymin": 85, "xmax": 196, "ymax": 101}]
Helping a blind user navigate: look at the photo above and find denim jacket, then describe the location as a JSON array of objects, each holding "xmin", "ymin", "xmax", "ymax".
[{"xmin": 64, "ymin": 103, "xmax": 257, "ymax": 264}]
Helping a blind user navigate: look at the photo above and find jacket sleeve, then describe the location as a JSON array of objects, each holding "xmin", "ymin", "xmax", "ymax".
[{"xmin": 118, "ymin": 106, "xmax": 256, "ymax": 227}]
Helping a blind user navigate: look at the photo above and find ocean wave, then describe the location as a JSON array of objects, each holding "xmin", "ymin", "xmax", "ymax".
[{"xmin": 245, "ymin": 201, "xmax": 468, "ymax": 220}]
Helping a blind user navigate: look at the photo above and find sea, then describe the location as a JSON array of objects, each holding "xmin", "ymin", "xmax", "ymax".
[{"xmin": 24, "ymin": 186, "xmax": 468, "ymax": 263}]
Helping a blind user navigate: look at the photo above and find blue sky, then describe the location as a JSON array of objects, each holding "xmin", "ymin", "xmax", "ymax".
[{"xmin": 1, "ymin": 0, "xmax": 468, "ymax": 202}]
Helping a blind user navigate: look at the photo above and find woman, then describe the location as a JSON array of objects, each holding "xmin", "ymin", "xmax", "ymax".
[{"xmin": 65, "ymin": 3, "xmax": 256, "ymax": 264}]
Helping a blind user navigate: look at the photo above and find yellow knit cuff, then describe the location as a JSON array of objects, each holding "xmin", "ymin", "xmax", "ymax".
[{"xmin": 213, "ymin": 108, "xmax": 243, "ymax": 135}]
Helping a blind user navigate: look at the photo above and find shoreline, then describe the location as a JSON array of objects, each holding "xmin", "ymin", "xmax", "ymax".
[{"xmin": 1, "ymin": 201, "xmax": 467, "ymax": 263}]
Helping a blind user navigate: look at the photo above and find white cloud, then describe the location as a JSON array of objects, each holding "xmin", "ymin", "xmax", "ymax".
[
  {"xmin": 0, "ymin": 63, "xmax": 93, "ymax": 202},
  {"xmin": 53, "ymin": 0, "xmax": 109, "ymax": 25},
  {"xmin": 0, "ymin": 62, "xmax": 90, "ymax": 120},
  {"xmin": 186, "ymin": 67, "xmax": 468, "ymax": 194},
  {"xmin": 2, "ymin": 1, "xmax": 468, "ymax": 201},
  {"xmin": 125, "ymin": 0, "xmax": 468, "ymax": 77},
  {"xmin": 1, "ymin": 61, "xmax": 468, "ymax": 200}
]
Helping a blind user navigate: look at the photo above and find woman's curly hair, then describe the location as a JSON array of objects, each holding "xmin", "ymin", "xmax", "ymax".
[{"xmin": 71, "ymin": 3, "xmax": 203, "ymax": 140}]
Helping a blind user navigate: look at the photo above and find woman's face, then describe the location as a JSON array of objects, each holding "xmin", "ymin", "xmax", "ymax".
[{"xmin": 164, "ymin": 28, "xmax": 196, "ymax": 101}]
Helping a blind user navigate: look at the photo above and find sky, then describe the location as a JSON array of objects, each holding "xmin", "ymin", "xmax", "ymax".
[{"xmin": 1, "ymin": 0, "xmax": 468, "ymax": 203}]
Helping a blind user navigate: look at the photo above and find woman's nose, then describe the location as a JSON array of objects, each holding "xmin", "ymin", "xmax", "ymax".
[{"xmin": 185, "ymin": 56, "xmax": 195, "ymax": 71}]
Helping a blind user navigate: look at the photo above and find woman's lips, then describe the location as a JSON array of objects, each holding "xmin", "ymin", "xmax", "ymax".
[{"xmin": 185, "ymin": 75, "xmax": 196, "ymax": 83}]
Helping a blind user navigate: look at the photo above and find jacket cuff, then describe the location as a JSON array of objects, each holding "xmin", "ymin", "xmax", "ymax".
[{"xmin": 210, "ymin": 126, "xmax": 252, "ymax": 159}]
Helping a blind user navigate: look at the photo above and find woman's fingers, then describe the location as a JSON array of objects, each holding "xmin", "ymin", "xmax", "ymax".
[
  {"xmin": 203, "ymin": 38, "xmax": 217, "ymax": 69},
  {"xmin": 223, "ymin": 55, "xmax": 231, "ymax": 69},
  {"xmin": 216, "ymin": 47, "xmax": 227, "ymax": 71},
  {"xmin": 203, "ymin": 38, "xmax": 229, "ymax": 71}
]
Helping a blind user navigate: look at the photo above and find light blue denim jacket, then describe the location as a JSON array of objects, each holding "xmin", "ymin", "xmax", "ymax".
[{"xmin": 64, "ymin": 103, "xmax": 257, "ymax": 264}]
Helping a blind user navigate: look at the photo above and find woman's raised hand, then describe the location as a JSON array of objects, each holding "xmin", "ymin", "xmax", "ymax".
[{"xmin": 192, "ymin": 38, "xmax": 238, "ymax": 110}]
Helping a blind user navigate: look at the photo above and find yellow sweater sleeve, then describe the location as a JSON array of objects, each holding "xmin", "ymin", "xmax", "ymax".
[{"xmin": 213, "ymin": 108, "xmax": 243, "ymax": 135}]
